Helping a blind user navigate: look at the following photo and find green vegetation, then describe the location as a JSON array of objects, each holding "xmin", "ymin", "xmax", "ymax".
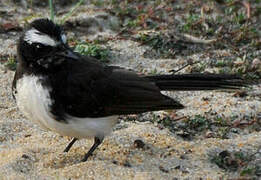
[
  {"xmin": 43, "ymin": 0, "xmax": 260, "ymax": 81},
  {"xmin": 180, "ymin": 14, "xmax": 200, "ymax": 33},
  {"xmin": 48, "ymin": 0, "xmax": 86, "ymax": 24},
  {"xmin": 59, "ymin": 0, "xmax": 85, "ymax": 24},
  {"xmin": 135, "ymin": 32, "xmax": 183, "ymax": 58},
  {"xmin": 74, "ymin": 42, "xmax": 111, "ymax": 63},
  {"xmin": 210, "ymin": 150, "xmax": 261, "ymax": 177},
  {"xmin": 5, "ymin": 56, "xmax": 16, "ymax": 71},
  {"xmin": 186, "ymin": 115, "xmax": 209, "ymax": 131},
  {"xmin": 48, "ymin": 0, "xmax": 54, "ymax": 21}
]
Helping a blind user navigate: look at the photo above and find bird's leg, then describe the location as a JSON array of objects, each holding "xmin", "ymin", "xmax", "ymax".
[
  {"xmin": 63, "ymin": 137, "xmax": 78, "ymax": 152},
  {"xmin": 81, "ymin": 136, "xmax": 103, "ymax": 162}
]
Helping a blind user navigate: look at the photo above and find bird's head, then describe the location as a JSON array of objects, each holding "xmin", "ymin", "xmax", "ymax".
[{"xmin": 18, "ymin": 18, "xmax": 78, "ymax": 70}]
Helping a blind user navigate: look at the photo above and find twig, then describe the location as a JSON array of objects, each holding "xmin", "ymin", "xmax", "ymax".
[
  {"xmin": 241, "ymin": 1, "xmax": 251, "ymax": 19},
  {"xmin": 173, "ymin": 116, "xmax": 186, "ymax": 121},
  {"xmin": 170, "ymin": 61, "xmax": 199, "ymax": 74},
  {"xmin": 183, "ymin": 34, "xmax": 217, "ymax": 44}
]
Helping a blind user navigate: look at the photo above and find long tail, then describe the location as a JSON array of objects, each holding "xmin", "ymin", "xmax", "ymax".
[{"xmin": 145, "ymin": 74, "xmax": 245, "ymax": 91}]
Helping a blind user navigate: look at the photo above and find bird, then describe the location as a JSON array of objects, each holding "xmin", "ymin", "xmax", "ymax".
[{"xmin": 12, "ymin": 18, "xmax": 244, "ymax": 162}]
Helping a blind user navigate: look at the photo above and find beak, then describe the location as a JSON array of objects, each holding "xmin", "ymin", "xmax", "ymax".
[{"xmin": 57, "ymin": 45, "xmax": 79, "ymax": 60}]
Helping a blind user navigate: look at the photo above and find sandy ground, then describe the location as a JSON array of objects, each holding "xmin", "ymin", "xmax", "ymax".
[
  {"xmin": 0, "ymin": 1, "xmax": 261, "ymax": 180},
  {"xmin": 1, "ymin": 48, "xmax": 261, "ymax": 180}
]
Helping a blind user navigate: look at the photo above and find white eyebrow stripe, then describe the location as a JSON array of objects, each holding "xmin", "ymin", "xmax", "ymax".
[{"xmin": 24, "ymin": 28, "xmax": 57, "ymax": 46}]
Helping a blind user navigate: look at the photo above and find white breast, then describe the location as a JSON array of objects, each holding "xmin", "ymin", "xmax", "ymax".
[{"xmin": 16, "ymin": 75, "xmax": 118, "ymax": 139}]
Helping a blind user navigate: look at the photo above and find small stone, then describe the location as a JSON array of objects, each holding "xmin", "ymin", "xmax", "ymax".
[
  {"xmin": 159, "ymin": 165, "xmax": 169, "ymax": 173},
  {"xmin": 233, "ymin": 91, "xmax": 248, "ymax": 98},
  {"xmin": 174, "ymin": 165, "xmax": 180, "ymax": 169},
  {"xmin": 251, "ymin": 58, "xmax": 261, "ymax": 69},
  {"xmin": 21, "ymin": 154, "xmax": 30, "ymax": 159},
  {"xmin": 123, "ymin": 161, "xmax": 132, "ymax": 168},
  {"xmin": 112, "ymin": 160, "xmax": 118, "ymax": 165},
  {"xmin": 219, "ymin": 150, "xmax": 230, "ymax": 158},
  {"xmin": 133, "ymin": 139, "xmax": 145, "ymax": 149},
  {"xmin": 24, "ymin": 134, "xmax": 31, "ymax": 138},
  {"xmin": 179, "ymin": 155, "xmax": 188, "ymax": 160},
  {"xmin": 205, "ymin": 130, "xmax": 214, "ymax": 138}
]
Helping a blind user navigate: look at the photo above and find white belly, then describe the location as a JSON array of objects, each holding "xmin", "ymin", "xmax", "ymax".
[{"xmin": 16, "ymin": 75, "xmax": 118, "ymax": 139}]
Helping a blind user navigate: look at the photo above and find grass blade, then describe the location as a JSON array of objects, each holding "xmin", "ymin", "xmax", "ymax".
[
  {"xmin": 49, "ymin": 0, "xmax": 55, "ymax": 21},
  {"xmin": 60, "ymin": 0, "xmax": 85, "ymax": 24}
]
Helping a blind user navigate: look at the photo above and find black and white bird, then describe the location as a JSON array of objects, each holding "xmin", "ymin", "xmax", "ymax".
[{"xmin": 12, "ymin": 19, "xmax": 244, "ymax": 162}]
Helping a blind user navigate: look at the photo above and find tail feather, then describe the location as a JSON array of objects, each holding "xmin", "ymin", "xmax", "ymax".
[{"xmin": 145, "ymin": 74, "xmax": 245, "ymax": 91}]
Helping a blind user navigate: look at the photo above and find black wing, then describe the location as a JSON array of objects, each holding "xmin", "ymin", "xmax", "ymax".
[{"xmin": 49, "ymin": 59, "xmax": 183, "ymax": 119}]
